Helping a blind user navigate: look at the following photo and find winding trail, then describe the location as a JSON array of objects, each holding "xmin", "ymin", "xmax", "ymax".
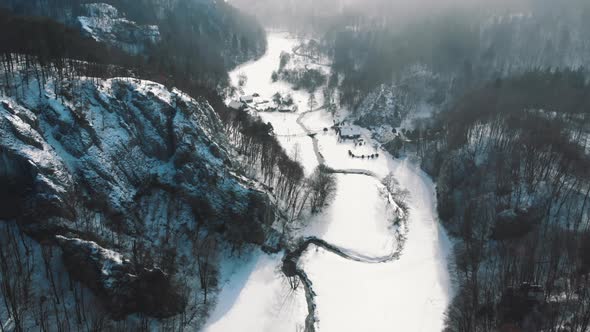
[
  {"xmin": 296, "ymin": 106, "xmax": 327, "ymax": 165},
  {"xmin": 282, "ymin": 236, "xmax": 403, "ymax": 332},
  {"xmin": 328, "ymin": 168, "xmax": 379, "ymax": 178},
  {"xmin": 289, "ymin": 237, "xmax": 401, "ymax": 266},
  {"xmin": 282, "ymin": 107, "xmax": 407, "ymax": 331}
]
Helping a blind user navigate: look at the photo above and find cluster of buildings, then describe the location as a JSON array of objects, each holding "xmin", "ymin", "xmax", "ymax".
[
  {"xmin": 227, "ymin": 94, "xmax": 259, "ymax": 111},
  {"xmin": 227, "ymin": 93, "xmax": 297, "ymax": 113}
]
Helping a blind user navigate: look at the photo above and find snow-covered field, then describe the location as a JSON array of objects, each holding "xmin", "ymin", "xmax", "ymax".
[
  {"xmin": 208, "ymin": 32, "xmax": 453, "ymax": 331},
  {"xmin": 299, "ymin": 174, "xmax": 397, "ymax": 257},
  {"xmin": 204, "ymin": 250, "xmax": 307, "ymax": 332},
  {"xmin": 301, "ymin": 159, "xmax": 452, "ymax": 332}
]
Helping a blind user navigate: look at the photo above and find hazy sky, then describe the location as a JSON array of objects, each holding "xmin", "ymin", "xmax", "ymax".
[{"xmin": 229, "ymin": 0, "xmax": 534, "ymax": 26}]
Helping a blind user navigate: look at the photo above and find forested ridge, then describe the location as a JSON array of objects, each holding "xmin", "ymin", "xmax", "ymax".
[
  {"xmin": 0, "ymin": 0, "xmax": 267, "ymax": 89},
  {"xmin": 0, "ymin": 9, "xmax": 136, "ymax": 70},
  {"xmin": 397, "ymin": 69, "xmax": 590, "ymax": 331},
  {"xmin": 0, "ymin": 6, "xmax": 262, "ymax": 106},
  {"xmin": 323, "ymin": 1, "xmax": 590, "ymax": 109},
  {"xmin": 0, "ymin": 9, "xmax": 209, "ymax": 100}
]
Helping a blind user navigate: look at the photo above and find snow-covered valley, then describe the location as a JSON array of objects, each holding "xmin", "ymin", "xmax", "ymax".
[
  {"xmin": 205, "ymin": 32, "xmax": 454, "ymax": 332},
  {"xmin": 3, "ymin": 1, "xmax": 587, "ymax": 329}
]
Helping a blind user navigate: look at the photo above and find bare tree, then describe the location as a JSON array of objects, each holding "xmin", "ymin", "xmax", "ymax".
[
  {"xmin": 197, "ymin": 236, "xmax": 218, "ymax": 304},
  {"xmin": 308, "ymin": 165, "xmax": 337, "ymax": 213}
]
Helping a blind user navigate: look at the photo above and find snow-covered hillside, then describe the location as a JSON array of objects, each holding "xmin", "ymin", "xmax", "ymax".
[
  {"xmin": 77, "ymin": 3, "xmax": 160, "ymax": 55},
  {"xmin": 352, "ymin": 66, "xmax": 444, "ymax": 138},
  {"xmin": 0, "ymin": 74, "xmax": 278, "ymax": 329}
]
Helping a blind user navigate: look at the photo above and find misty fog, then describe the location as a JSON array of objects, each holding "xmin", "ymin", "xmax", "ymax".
[{"xmin": 229, "ymin": 0, "xmax": 587, "ymax": 33}]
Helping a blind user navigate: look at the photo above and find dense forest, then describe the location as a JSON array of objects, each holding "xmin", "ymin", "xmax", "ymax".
[
  {"xmin": 401, "ymin": 69, "xmax": 590, "ymax": 332},
  {"xmin": 0, "ymin": 9, "xmax": 204, "ymax": 99},
  {"xmin": 0, "ymin": 0, "xmax": 267, "ymax": 89},
  {"xmin": 0, "ymin": 9, "xmax": 137, "ymax": 71},
  {"xmin": 322, "ymin": 0, "xmax": 590, "ymax": 109}
]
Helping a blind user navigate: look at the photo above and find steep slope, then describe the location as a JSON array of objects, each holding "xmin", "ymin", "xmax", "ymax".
[
  {"xmin": 0, "ymin": 74, "xmax": 278, "ymax": 329},
  {"xmin": 76, "ymin": 3, "xmax": 161, "ymax": 55},
  {"xmin": 416, "ymin": 70, "xmax": 590, "ymax": 331}
]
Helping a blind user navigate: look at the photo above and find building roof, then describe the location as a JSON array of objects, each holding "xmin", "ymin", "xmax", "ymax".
[
  {"xmin": 228, "ymin": 101, "xmax": 244, "ymax": 110},
  {"xmin": 340, "ymin": 126, "xmax": 362, "ymax": 137},
  {"xmin": 240, "ymin": 95, "xmax": 254, "ymax": 102}
]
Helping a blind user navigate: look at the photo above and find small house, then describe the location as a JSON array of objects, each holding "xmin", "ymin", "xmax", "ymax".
[
  {"xmin": 339, "ymin": 126, "xmax": 362, "ymax": 139},
  {"xmin": 228, "ymin": 100, "xmax": 245, "ymax": 111},
  {"xmin": 240, "ymin": 95, "xmax": 254, "ymax": 103}
]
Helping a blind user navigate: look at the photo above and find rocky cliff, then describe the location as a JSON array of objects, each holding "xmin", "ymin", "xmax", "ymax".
[
  {"xmin": 76, "ymin": 3, "xmax": 160, "ymax": 55},
  {"xmin": 0, "ymin": 74, "xmax": 277, "ymax": 326}
]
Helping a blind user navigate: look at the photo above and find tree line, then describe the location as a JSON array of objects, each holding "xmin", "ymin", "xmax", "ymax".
[
  {"xmin": 322, "ymin": 1, "xmax": 590, "ymax": 110},
  {"xmin": 215, "ymin": 103, "xmax": 336, "ymax": 232},
  {"xmin": 272, "ymin": 51, "xmax": 327, "ymax": 93},
  {"xmin": 0, "ymin": 8, "xmax": 260, "ymax": 108},
  {"xmin": 407, "ymin": 69, "xmax": 590, "ymax": 332},
  {"xmin": 0, "ymin": 9, "xmax": 139, "ymax": 94},
  {"xmin": 0, "ymin": 0, "xmax": 267, "ymax": 90}
]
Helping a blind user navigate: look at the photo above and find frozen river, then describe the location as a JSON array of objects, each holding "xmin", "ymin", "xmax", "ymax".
[{"xmin": 204, "ymin": 32, "xmax": 453, "ymax": 332}]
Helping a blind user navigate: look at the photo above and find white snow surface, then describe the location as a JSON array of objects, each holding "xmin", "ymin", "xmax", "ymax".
[
  {"xmin": 209, "ymin": 32, "xmax": 453, "ymax": 332},
  {"xmin": 301, "ymin": 159, "xmax": 453, "ymax": 332},
  {"xmin": 300, "ymin": 174, "xmax": 398, "ymax": 257},
  {"xmin": 204, "ymin": 250, "xmax": 307, "ymax": 332}
]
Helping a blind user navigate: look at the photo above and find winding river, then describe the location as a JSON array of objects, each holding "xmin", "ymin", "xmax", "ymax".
[{"xmin": 204, "ymin": 32, "xmax": 453, "ymax": 332}]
